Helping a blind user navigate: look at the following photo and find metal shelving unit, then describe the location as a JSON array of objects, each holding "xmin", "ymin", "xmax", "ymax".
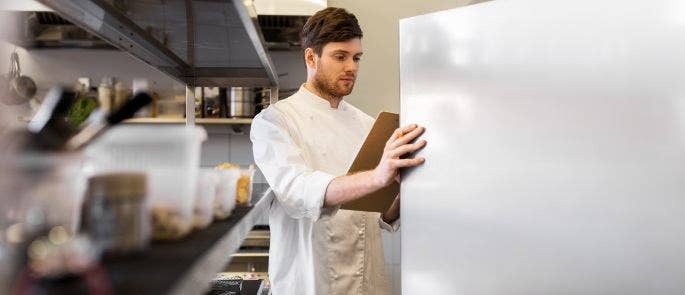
[{"xmin": 38, "ymin": 0, "xmax": 280, "ymax": 125}]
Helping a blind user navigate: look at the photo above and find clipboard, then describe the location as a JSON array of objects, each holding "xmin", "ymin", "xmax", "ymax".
[{"xmin": 341, "ymin": 112, "xmax": 400, "ymax": 213}]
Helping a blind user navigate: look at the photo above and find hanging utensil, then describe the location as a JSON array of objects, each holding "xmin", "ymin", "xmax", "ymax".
[{"xmin": 2, "ymin": 51, "xmax": 37, "ymax": 105}]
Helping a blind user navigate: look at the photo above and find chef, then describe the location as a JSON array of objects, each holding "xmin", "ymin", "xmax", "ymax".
[{"xmin": 250, "ymin": 7, "xmax": 426, "ymax": 295}]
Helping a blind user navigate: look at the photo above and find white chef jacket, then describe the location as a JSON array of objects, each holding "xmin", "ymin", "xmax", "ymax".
[{"xmin": 250, "ymin": 85, "xmax": 399, "ymax": 295}]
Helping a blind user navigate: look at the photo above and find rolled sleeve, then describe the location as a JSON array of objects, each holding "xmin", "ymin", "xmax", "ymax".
[
  {"xmin": 379, "ymin": 217, "xmax": 400, "ymax": 232},
  {"xmin": 251, "ymin": 108, "xmax": 337, "ymax": 220}
]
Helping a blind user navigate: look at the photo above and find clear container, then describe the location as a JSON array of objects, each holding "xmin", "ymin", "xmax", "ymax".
[
  {"xmin": 0, "ymin": 151, "xmax": 87, "ymax": 293},
  {"xmin": 236, "ymin": 165, "xmax": 256, "ymax": 206},
  {"xmin": 82, "ymin": 172, "xmax": 149, "ymax": 253},
  {"xmin": 194, "ymin": 169, "xmax": 217, "ymax": 229},
  {"xmin": 214, "ymin": 168, "xmax": 238, "ymax": 220},
  {"xmin": 85, "ymin": 125, "xmax": 207, "ymax": 240},
  {"xmin": 9, "ymin": 152, "xmax": 88, "ymax": 234}
]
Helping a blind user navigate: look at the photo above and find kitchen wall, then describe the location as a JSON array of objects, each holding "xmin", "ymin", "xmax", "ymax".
[{"xmin": 328, "ymin": 0, "xmax": 489, "ymax": 117}]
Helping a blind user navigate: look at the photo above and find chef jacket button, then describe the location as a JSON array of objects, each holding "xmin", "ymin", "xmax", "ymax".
[{"xmin": 358, "ymin": 229, "xmax": 364, "ymax": 235}]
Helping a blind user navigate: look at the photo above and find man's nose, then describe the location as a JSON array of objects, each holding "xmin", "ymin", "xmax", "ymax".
[{"xmin": 344, "ymin": 58, "xmax": 358, "ymax": 74}]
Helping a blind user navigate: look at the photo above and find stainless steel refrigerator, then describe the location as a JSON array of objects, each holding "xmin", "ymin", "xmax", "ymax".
[{"xmin": 399, "ymin": 0, "xmax": 685, "ymax": 293}]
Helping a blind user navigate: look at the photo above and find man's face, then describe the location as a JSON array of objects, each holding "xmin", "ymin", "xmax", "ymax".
[{"xmin": 310, "ymin": 38, "xmax": 363, "ymax": 98}]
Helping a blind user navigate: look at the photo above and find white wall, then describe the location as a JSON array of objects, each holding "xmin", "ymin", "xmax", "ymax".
[{"xmin": 328, "ymin": 0, "xmax": 487, "ymax": 117}]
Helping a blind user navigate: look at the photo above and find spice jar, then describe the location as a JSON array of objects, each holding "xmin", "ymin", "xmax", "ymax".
[{"xmin": 81, "ymin": 172, "xmax": 149, "ymax": 254}]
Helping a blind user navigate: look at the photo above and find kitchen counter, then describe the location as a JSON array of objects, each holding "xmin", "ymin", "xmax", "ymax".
[{"xmin": 101, "ymin": 183, "xmax": 273, "ymax": 295}]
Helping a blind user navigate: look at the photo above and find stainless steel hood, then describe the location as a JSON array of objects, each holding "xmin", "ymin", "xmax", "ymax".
[{"xmin": 36, "ymin": 0, "xmax": 279, "ymax": 88}]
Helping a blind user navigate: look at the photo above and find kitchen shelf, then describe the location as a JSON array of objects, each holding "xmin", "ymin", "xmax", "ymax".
[
  {"xmin": 124, "ymin": 117, "xmax": 253, "ymax": 125},
  {"xmin": 230, "ymin": 250, "xmax": 269, "ymax": 258},
  {"xmin": 38, "ymin": 0, "xmax": 279, "ymax": 89},
  {"xmin": 99, "ymin": 184, "xmax": 273, "ymax": 295}
]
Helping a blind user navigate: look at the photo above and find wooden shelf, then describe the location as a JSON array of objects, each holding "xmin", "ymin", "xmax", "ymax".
[{"xmin": 124, "ymin": 117, "xmax": 253, "ymax": 125}]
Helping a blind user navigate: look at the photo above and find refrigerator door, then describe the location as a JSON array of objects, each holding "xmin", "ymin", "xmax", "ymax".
[{"xmin": 399, "ymin": 0, "xmax": 685, "ymax": 294}]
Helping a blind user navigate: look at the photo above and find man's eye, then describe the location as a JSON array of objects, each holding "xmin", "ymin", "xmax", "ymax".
[
  {"xmin": 353, "ymin": 56, "xmax": 361, "ymax": 62},
  {"xmin": 335, "ymin": 55, "xmax": 345, "ymax": 61}
]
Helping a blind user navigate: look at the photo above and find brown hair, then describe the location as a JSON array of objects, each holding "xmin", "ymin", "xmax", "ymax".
[{"xmin": 300, "ymin": 7, "xmax": 363, "ymax": 56}]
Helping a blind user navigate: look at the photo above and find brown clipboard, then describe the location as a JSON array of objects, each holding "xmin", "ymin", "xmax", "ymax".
[{"xmin": 341, "ymin": 112, "xmax": 400, "ymax": 213}]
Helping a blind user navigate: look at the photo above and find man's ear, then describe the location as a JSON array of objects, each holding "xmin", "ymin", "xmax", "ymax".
[{"xmin": 304, "ymin": 47, "xmax": 317, "ymax": 69}]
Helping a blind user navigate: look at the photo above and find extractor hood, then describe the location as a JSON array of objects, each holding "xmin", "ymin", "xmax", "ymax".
[
  {"xmin": 253, "ymin": 0, "xmax": 327, "ymax": 16},
  {"xmin": 34, "ymin": 0, "xmax": 279, "ymax": 88}
]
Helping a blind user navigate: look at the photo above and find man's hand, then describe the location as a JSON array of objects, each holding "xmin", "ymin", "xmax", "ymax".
[
  {"xmin": 372, "ymin": 124, "xmax": 426, "ymax": 188},
  {"xmin": 323, "ymin": 124, "xmax": 426, "ymax": 207}
]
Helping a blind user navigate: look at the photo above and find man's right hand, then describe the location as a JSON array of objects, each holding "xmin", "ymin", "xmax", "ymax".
[
  {"xmin": 323, "ymin": 124, "xmax": 426, "ymax": 207},
  {"xmin": 372, "ymin": 124, "xmax": 427, "ymax": 188}
]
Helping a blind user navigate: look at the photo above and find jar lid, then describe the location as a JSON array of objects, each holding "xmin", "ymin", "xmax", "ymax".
[{"xmin": 87, "ymin": 172, "xmax": 147, "ymax": 200}]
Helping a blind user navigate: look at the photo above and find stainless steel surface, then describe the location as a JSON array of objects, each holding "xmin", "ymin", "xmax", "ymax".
[
  {"xmin": 168, "ymin": 187, "xmax": 274, "ymax": 295},
  {"xmin": 230, "ymin": 87, "xmax": 256, "ymax": 118},
  {"xmin": 400, "ymin": 0, "xmax": 685, "ymax": 294},
  {"xmin": 37, "ymin": 0, "xmax": 279, "ymax": 88},
  {"xmin": 38, "ymin": 0, "xmax": 187, "ymax": 79},
  {"xmin": 231, "ymin": 0, "xmax": 279, "ymax": 88}
]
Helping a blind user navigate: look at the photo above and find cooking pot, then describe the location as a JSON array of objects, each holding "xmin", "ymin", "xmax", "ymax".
[{"xmin": 229, "ymin": 87, "xmax": 256, "ymax": 118}]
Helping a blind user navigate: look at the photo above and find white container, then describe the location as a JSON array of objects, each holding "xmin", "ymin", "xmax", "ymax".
[
  {"xmin": 7, "ymin": 152, "xmax": 87, "ymax": 234},
  {"xmin": 236, "ymin": 165, "xmax": 256, "ymax": 206},
  {"xmin": 214, "ymin": 168, "xmax": 238, "ymax": 220},
  {"xmin": 194, "ymin": 169, "xmax": 217, "ymax": 229},
  {"xmin": 85, "ymin": 125, "xmax": 207, "ymax": 240}
]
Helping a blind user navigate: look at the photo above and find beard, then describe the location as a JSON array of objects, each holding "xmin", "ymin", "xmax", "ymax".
[{"xmin": 313, "ymin": 71, "xmax": 355, "ymax": 99}]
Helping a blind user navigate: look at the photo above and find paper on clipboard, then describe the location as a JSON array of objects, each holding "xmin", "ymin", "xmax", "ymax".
[{"xmin": 341, "ymin": 112, "xmax": 400, "ymax": 213}]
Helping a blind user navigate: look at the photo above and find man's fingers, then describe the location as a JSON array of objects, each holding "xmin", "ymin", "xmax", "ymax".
[
  {"xmin": 386, "ymin": 128, "xmax": 403, "ymax": 146},
  {"xmin": 390, "ymin": 157, "xmax": 426, "ymax": 168},
  {"xmin": 389, "ymin": 126, "xmax": 425, "ymax": 149},
  {"xmin": 399, "ymin": 123, "xmax": 418, "ymax": 134},
  {"xmin": 389, "ymin": 140, "xmax": 426, "ymax": 158},
  {"xmin": 386, "ymin": 124, "xmax": 419, "ymax": 146}
]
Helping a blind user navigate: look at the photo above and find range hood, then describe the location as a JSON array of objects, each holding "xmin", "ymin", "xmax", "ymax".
[
  {"xmin": 253, "ymin": 0, "xmax": 326, "ymax": 16},
  {"xmin": 34, "ymin": 0, "xmax": 279, "ymax": 88}
]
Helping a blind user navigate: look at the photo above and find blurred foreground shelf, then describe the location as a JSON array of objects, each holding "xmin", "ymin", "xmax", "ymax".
[
  {"xmin": 124, "ymin": 118, "xmax": 254, "ymax": 125},
  {"xmin": 101, "ymin": 184, "xmax": 272, "ymax": 295}
]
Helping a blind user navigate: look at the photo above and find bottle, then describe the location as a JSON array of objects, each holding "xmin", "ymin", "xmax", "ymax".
[
  {"xmin": 98, "ymin": 77, "xmax": 114, "ymax": 115},
  {"xmin": 194, "ymin": 87, "xmax": 203, "ymax": 118},
  {"xmin": 113, "ymin": 81, "xmax": 129, "ymax": 112},
  {"xmin": 203, "ymin": 87, "xmax": 221, "ymax": 118}
]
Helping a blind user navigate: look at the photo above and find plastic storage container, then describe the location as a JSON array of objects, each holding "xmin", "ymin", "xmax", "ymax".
[
  {"xmin": 214, "ymin": 168, "xmax": 238, "ymax": 220},
  {"xmin": 85, "ymin": 125, "xmax": 207, "ymax": 240},
  {"xmin": 236, "ymin": 165, "xmax": 256, "ymax": 206},
  {"xmin": 10, "ymin": 152, "xmax": 87, "ymax": 234},
  {"xmin": 194, "ymin": 169, "xmax": 217, "ymax": 229}
]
